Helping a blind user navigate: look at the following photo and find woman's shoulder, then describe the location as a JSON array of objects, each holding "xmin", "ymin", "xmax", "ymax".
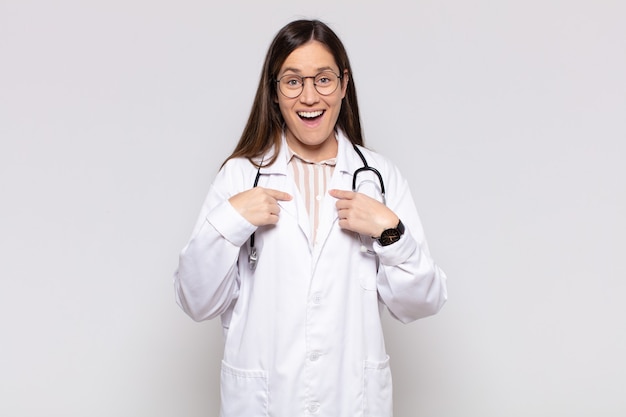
[
  {"xmin": 213, "ymin": 156, "xmax": 259, "ymax": 188},
  {"xmin": 338, "ymin": 131, "xmax": 393, "ymax": 168},
  {"xmin": 220, "ymin": 156, "xmax": 255, "ymax": 171}
]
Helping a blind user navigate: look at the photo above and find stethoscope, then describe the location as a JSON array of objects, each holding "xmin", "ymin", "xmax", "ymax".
[{"xmin": 248, "ymin": 144, "xmax": 385, "ymax": 269}]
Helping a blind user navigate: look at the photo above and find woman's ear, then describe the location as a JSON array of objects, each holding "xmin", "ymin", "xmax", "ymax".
[{"xmin": 341, "ymin": 69, "xmax": 350, "ymax": 98}]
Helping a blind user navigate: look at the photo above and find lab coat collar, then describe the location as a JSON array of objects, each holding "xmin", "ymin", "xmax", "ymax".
[
  {"xmin": 253, "ymin": 130, "xmax": 362, "ymax": 177},
  {"xmin": 251, "ymin": 134, "xmax": 288, "ymax": 177},
  {"xmin": 334, "ymin": 130, "xmax": 366, "ymax": 179}
]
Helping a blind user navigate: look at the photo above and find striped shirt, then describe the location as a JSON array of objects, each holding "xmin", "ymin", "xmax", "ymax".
[{"xmin": 287, "ymin": 148, "xmax": 336, "ymax": 243}]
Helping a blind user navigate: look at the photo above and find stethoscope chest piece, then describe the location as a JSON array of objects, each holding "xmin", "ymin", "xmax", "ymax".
[{"xmin": 248, "ymin": 247, "xmax": 258, "ymax": 270}]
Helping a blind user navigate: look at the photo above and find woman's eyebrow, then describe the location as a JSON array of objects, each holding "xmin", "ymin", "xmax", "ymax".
[
  {"xmin": 280, "ymin": 67, "xmax": 302, "ymax": 74},
  {"xmin": 280, "ymin": 66, "xmax": 337, "ymax": 74}
]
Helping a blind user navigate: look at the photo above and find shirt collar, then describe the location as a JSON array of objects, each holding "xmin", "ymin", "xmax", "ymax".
[{"xmin": 287, "ymin": 146, "xmax": 337, "ymax": 167}]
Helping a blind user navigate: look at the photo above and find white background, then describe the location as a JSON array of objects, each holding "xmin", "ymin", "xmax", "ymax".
[{"xmin": 1, "ymin": 1, "xmax": 625, "ymax": 416}]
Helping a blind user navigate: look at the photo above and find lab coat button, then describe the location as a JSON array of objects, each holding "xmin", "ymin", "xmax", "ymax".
[
  {"xmin": 309, "ymin": 351, "xmax": 320, "ymax": 361},
  {"xmin": 307, "ymin": 402, "xmax": 320, "ymax": 414}
]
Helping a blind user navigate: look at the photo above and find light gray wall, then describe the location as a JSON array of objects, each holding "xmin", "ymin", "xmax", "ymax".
[{"xmin": 1, "ymin": 1, "xmax": 624, "ymax": 416}]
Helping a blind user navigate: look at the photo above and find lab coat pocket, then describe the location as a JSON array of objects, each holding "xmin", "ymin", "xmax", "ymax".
[
  {"xmin": 220, "ymin": 361, "xmax": 268, "ymax": 417},
  {"xmin": 363, "ymin": 355, "xmax": 393, "ymax": 417}
]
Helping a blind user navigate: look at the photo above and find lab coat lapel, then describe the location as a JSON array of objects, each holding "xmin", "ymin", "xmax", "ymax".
[
  {"xmin": 257, "ymin": 137, "xmax": 312, "ymax": 246},
  {"xmin": 313, "ymin": 132, "xmax": 363, "ymax": 258},
  {"xmin": 280, "ymin": 179, "xmax": 312, "ymax": 246}
]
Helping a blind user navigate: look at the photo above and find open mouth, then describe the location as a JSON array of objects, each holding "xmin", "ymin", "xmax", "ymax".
[{"xmin": 298, "ymin": 110, "xmax": 324, "ymax": 121}]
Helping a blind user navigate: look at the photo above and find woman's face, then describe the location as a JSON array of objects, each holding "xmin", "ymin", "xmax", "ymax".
[{"xmin": 276, "ymin": 41, "xmax": 348, "ymax": 162}]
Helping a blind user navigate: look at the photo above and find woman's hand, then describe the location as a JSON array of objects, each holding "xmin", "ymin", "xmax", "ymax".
[
  {"xmin": 229, "ymin": 187, "xmax": 292, "ymax": 227},
  {"xmin": 329, "ymin": 189, "xmax": 398, "ymax": 238}
]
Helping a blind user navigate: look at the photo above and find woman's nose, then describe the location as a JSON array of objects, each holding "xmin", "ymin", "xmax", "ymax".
[{"xmin": 299, "ymin": 78, "xmax": 320, "ymax": 104}]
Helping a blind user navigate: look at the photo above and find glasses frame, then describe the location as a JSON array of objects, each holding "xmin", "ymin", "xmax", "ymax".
[{"xmin": 275, "ymin": 71, "xmax": 343, "ymax": 99}]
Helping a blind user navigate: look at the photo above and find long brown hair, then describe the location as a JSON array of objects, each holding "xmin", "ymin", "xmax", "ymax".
[{"xmin": 223, "ymin": 19, "xmax": 363, "ymax": 167}]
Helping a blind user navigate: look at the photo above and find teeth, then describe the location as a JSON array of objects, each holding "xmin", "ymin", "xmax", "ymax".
[{"xmin": 298, "ymin": 111, "xmax": 324, "ymax": 118}]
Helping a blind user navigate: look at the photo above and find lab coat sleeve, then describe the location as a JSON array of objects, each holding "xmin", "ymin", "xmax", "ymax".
[
  {"xmin": 174, "ymin": 163, "xmax": 257, "ymax": 322},
  {"xmin": 374, "ymin": 168, "xmax": 448, "ymax": 324}
]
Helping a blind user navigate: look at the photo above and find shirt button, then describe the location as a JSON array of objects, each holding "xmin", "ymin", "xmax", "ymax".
[
  {"xmin": 315, "ymin": 194, "xmax": 322, "ymax": 201},
  {"xmin": 307, "ymin": 402, "xmax": 320, "ymax": 414},
  {"xmin": 309, "ymin": 351, "xmax": 321, "ymax": 361},
  {"xmin": 312, "ymin": 293, "xmax": 322, "ymax": 304}
]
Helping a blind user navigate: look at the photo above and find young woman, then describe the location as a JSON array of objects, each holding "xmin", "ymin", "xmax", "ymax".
[{"xmin": 174, "ymin": 19, "xmax": 447, "ymax": 417}]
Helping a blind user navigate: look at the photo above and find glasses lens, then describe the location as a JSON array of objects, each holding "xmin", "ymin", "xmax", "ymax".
[
  {"xmin": 314, "ymin": 72, "xmax": 339, "ymax": 95},
  {"xmin": 279, "ymin": 75, "xmax": 304, "ymax": 98}
]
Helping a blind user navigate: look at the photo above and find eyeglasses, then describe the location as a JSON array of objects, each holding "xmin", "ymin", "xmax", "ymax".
[{"xmin": 276, "ymin": 71, "xmax": 343, "ymax": 99}]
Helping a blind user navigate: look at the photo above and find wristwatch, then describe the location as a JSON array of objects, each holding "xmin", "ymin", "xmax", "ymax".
[{"xmin": 377, "ymin": 220, "xmax": 405, "ymax": 246}]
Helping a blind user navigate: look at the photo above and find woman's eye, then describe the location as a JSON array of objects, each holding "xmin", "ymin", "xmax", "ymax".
[{"xmin": 285, "ymin": 78, "xmax": 301, "ymax": 87}]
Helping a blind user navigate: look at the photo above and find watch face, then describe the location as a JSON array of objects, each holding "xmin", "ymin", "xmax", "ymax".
[
  {"xmin": 380, "ymin": 229, "xmax": 401, "ymax": 246},
  {"xmin": 378, "ymin": 220, "xmax": 404, "ymax": 246}
]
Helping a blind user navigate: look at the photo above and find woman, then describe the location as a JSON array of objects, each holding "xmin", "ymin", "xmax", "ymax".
[{"xmin": 174, "ymin": 19, "xmax": 447, "ymax": 417}]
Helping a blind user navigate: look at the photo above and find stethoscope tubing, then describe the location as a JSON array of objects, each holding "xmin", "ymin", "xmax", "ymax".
[{"xmin": 351, "ymin": 145, "xmax": 386, "ymax": 205}]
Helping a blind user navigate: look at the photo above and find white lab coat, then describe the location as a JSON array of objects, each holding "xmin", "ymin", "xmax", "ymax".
[{"xmin": 174, "ymin": 131, "xmax": 447, "ymax": 417}]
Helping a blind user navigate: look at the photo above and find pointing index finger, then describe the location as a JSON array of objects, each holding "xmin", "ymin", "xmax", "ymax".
[
  {"xmin": 329, "ymin": 189, "xmax": 355, "ymax": 200},
  {"xmin": 264, "ymin": 188, "xmax": 293, "ymax": 201}
]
